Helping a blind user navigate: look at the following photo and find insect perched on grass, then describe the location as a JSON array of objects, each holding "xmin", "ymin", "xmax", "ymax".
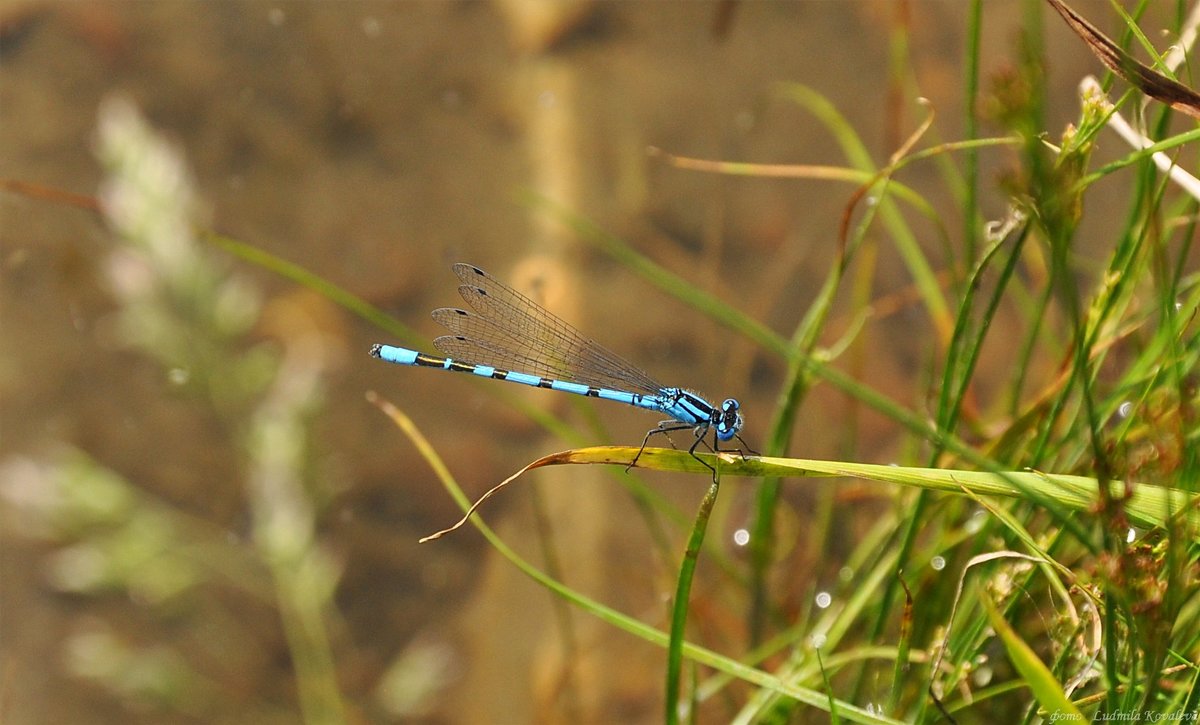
[{"xmin": 370, "ymin": 263, "xmax": 750, "ymax": 478}]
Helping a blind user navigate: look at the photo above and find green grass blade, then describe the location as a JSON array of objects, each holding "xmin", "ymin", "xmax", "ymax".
[
  {"xmin": 981, "ymin": 591, "xmax": 1085, "ymax": 721},
  {"xmin": 371, "ymin": 397, "xmax": 902, "ymax": 725},
  {"xmin": 539, "ymin": 446, "xmax": 1200, "ymax": 531},
  {"xmin": 665, "ymin": 478, "xmax": 721, "ymax": 725}
]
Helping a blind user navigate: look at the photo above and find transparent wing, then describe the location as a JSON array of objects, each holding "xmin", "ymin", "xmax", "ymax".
[{"xmin": 428, "ymin": 263, "xmax": 666, "ymax": 396}]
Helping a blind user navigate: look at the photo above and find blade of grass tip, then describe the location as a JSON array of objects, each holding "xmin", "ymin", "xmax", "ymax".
[
  {"xmin": 980, "ymin": 589, "xmax": 1085, "ymax": 721},
  {"xmin": 417, "ymin": 464, "xmax": 539, "ymax": 543},
  {"xmin": 665, "ymin": 477, "xmax": 720, "ymax": 725},
  {"xmin": 364, "ymin": 413, "xmax": 688, "ymax": 548},
  {"xmin": 365, "ymin": 390, "xmax": 538, "ymax": 542}
]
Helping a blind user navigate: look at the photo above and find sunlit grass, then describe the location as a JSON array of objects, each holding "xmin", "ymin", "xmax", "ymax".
[{"xmin": 4, "ymin": 3, "xmax": 1198, "ymax": 724}]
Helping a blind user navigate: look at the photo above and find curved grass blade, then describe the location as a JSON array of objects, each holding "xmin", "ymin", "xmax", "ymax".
[
  {"xmin": 414, "ymin": 444, "xmax": 1197, "ymax": 546},
  {"xmin": 369, "ymin": 394, "xmax": 903, "ymax": 725},
  {"xmin": 981, "ymin": 591, "xmax": 1086, "ymax": 721}
]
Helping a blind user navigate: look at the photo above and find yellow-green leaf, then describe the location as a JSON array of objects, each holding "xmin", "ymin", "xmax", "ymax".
[{"xmin": 981, "ymin": 592, "xmax": 1084, "ymax": 721}]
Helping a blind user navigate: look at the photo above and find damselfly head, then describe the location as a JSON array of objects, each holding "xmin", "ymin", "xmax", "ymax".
[{"xmin": 716, "ymin": 398, "xmax": 742, "ymax": 441}]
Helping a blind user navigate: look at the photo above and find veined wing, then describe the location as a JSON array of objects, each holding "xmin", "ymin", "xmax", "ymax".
[{"xmin": 431, "ymin": 263, "xmax": 666, "ymax": 396}]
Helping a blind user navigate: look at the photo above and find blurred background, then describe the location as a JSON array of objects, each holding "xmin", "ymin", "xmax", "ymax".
[{"xmin": 0, "ymin": 2, "xmax": 1145, "ymax": 723}]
